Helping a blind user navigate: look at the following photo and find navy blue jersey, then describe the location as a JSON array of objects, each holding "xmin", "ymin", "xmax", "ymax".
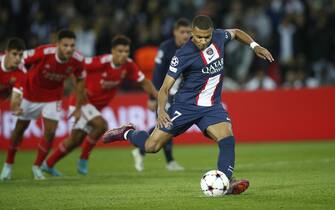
[
  {"xmin": 152, "ymin": 38, "xmax": 178, "ymax": 91},
  {"xmin": 167, "ymin": 29, "xmax": 231, "ymax": 107},
  {"xmin": 152, "ymin": 38, "xmax": 182, "ymax": 106}
]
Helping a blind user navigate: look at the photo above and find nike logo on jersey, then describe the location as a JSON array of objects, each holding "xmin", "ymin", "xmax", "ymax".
[{"xmin": 201, "ymin": 43, "xmax": 220, "ymax": 65}]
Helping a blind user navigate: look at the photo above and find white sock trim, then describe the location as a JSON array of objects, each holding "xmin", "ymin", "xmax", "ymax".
[{"xmin": 124, "ymin": 130, "xmax": 132, "ymax": 140}]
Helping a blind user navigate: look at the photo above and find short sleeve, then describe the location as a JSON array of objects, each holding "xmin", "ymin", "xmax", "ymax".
[
  {"xmin": 12, "ymin": 70, "xmax": 26, "ymax": 94},
  {"xmin": 217, "ymin": 29, "xmax": 232, "ymax": 44},
  {"xmin": 167, "ymin": 49, "xmax": 189, "ymax": 79},
  {"xmin": 126, "ymin": 61, "xmax": 145, "ymax": 82},
  {"xmin": 83, "ymin": 56, "xmax": 106, "ymax": 72},
  {"xmin": 22, "ymin": 46, "xmax": 45, "ymax": 65}
]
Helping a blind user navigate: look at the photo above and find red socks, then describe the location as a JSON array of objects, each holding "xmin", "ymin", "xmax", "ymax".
[
  {"xmin": 80, "ymin": 138, "xmax": 96, "ymax": 160},
  {"xmin": 46, "ymin": 143, "xmax": 68, "ymax": 168},
  {"xmin": 5, "ymin": 143, "xmax": 19, "ymax": 164},
  {"xmin": 34, "ymin": 140, "xmax": 52, "ymax": 166}
]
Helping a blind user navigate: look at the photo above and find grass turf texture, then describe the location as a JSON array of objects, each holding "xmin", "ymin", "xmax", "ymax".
[{"xmin": 0, "ymin": 141, "xmax": 334, "ymax": 210}]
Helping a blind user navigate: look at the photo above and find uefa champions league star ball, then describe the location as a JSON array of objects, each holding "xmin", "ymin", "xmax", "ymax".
[{"xmin": 200, "ymin": 170, "xmax": 230, "ymax": 197}]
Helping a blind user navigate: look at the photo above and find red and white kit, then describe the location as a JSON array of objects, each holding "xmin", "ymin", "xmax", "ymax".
[
  {"xmin": 19, "ymin": 44, "xmax": 85, "ymax": 121},
  {"xmin": 69, "ymin": 54, "xmax": 145, "ymax": 132}
]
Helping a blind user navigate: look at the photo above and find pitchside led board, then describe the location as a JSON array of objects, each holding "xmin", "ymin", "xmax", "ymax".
[{"xmin": 1, "ymin": 87, "xmax": 335, "ymax": 150}]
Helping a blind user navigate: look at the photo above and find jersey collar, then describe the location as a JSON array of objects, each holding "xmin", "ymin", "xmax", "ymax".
[
  {"xmin": 55, "ymin": 49, "xmax": 68, "ymax": 64},
  {"xmin": 110, "ymin": 55, "xmax": 122, "ymax": 69}
]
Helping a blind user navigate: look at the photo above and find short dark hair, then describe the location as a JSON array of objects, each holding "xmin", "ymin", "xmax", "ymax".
[
  {"xmin": 57, "ymin": 29, "xmax": 76, "ymax": 41},
  {"xmin": 174, "ymin": 18, "xmax": 191, "ymax": 29},
  {"xmin": 6, "ymin": 37, "xmax": 26, "ymax": 51},
  {"xmin": 192, "ymin": 15, "xmax": 214, "ymax": 30},
  {"xmin": 111, "ymin": 35, "xmax": 131, "ymax": 48}
]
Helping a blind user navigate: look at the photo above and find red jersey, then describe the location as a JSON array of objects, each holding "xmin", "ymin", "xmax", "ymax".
[
  {"xmin": 70, "ymin": 54, "xmax": 145, "ymax": 110},
  {"xmin": 0, "ymin": 54, "xmax": 26, "ymax": 99},
  {"xmin": 22, "ymin": 44, "xmax": 85, "ymax": 102}
]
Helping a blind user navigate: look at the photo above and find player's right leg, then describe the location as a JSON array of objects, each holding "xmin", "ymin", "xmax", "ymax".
[
  {"xmin": 80, "ymin": 115, "xmax": 107, "ymax": 161},
  {"xmin": 78, "ymin": 116, "xmax": 107, "ymax": 175},
  {"xmin": 131, "ymin": 128, "xmax": 184, "ymax": 172},
  {"xmin": 131, "ymin": 126, "xmax": 155, "ymax": 172},
  {"xmin": 103, "ymin": 125, "xmax": 173, "ymax": 153},
  {"xmin": 1, "ymin": 98, "xmax": 44, "ymax": 181},
  {"xmin": 104, "ymin": 103, "xmax": 193, "ymax": 157},
  {"xmin": 0, "ymin": 119, "xmax": 30, "ymax": 181}
]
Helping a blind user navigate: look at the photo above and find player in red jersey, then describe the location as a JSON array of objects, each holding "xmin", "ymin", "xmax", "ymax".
[
  {"xmin": 42, "ymin": 35, "xmax": 157, "ymax": 175},
  {"xmin": 0, "ymin": 30, "xmax": 86, "ymax": 180},
  {"xmin": 0, "ymin": 38, "xmax": 26, "ymax": 105}
]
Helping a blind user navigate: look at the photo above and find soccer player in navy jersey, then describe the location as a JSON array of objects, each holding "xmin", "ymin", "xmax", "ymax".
[
  {"xmin": 131, "ymin": 18, "xmax": 191, "ymax": 172},
  {"xmin": 103, "ymin": 15, "xmax": 274, "ymax": 194}
]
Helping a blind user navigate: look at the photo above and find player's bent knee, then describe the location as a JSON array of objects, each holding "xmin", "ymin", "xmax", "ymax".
[
  {"xmin": 100, "ymin": 120, "xmax": 108, "ymax": 132},
  {"xmin": 207, "ymin": 123, "xmax": 234, "ymax": 141},
  {"xmin": 145, "ymin": 141, "xmax": 161, "ymax": 153},
  {"xmin": 90, "ymin": 117, "xmax": 108, "ymax": 132},
  {"xmin": 216, "ymin": 131, "xmax": 234, "ymax": 141}
]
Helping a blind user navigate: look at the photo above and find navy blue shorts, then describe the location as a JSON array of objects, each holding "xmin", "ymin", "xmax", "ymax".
[{"xmin": 160, "ymin": 103, "xmax": 231, "ymax": 136}]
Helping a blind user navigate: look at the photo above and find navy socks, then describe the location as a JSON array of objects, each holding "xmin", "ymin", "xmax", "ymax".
[
  {"xmin": 217, "ymin": 136, "xmax": 235, "ymax": 179},
  {"xmin": 127, "ymin": 130, "xmax": 149, "ymax": 151}
]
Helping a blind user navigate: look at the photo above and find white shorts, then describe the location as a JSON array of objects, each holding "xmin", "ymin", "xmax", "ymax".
[
  {"xmin": 18, "ymin": 98, "xmax": 62, "ymax": 121},
  {"xmin": 69, "ymin": 104, "xmax": 101, "ymax": 133}
]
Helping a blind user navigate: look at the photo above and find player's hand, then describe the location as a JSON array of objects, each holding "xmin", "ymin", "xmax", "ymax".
[
  {"xmin": 69, "ymin": 108, "xmax": 81, "ymax": 123},
  {"xmin": 101, "ymin": 80, "xmax": 120, "ymax": 90},
  {"xmin": 254, "ymin": 46, "xmax": 274, "ymax": 62},
  {"xmin": 147, "ymin": 99, "xmax": 157, "ymax": 112},
  {"xmin": 157, "ymin": 110, "xmax": 172, "ymax": 128},
  {"xmin": 12, "ymin": 106, "xmax": 23, "ymax": 116}
]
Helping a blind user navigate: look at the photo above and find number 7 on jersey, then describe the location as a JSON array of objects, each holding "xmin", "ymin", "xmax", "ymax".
[{"xmin": 170, "ymin": 111, "xmax": 182, "ymax": 122}]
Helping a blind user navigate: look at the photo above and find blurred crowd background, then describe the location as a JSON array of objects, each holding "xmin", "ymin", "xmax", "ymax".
[{"xmin": 1, "ymin": 0, "xmax": 335, "ymax": 91}]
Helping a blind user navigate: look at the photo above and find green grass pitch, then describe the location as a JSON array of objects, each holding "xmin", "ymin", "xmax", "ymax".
[{"xmin": 0, "ymin": 141, "xmax": 334, "ymax": 210}]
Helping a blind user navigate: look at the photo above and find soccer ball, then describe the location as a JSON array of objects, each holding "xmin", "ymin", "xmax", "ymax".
[{"xmin": 200, "ymin": 170, "xmax": 230, "ymax": 197}]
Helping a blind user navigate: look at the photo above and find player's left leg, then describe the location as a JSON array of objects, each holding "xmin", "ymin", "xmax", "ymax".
[
  {"xmin": 32, "ymin": 117, "xmax": 58, "ymax": 179},
  {"xmin": 78, "ymin": 115, "xmax": 107, "ymax": 174},
  {"xmin": 198, "ymin": 105, "xmax": 249, "ymax": 195},
  {"xmin": 34, "ymin": 118, "xmax": 58, "ymax": 167},
  {"xmin": 206, "ymin": 122, "xmax": 249, "ymax": 195},
  {"xmin": 206, "ymin": 122, "xmax": 235, "ymax": 178},
  {"xmin": 32, "ymin": 101, "xmax": 61, "ymax": 180}
]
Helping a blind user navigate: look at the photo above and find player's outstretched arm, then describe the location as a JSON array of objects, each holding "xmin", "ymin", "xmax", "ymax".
[
  {"xmin": 226, "ymin": 29, "xmax": 274, "ymax": 62},
  {"xmin": 157, "ymin": 75, "xmax": 175, "ymax": 128}
]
